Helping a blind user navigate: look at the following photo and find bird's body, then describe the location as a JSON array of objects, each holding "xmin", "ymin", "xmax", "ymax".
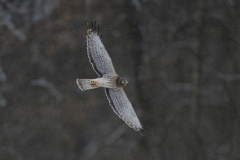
[
  {"xmin": 76, "ymin": 21, "xmax": 143, "ymax": 132},
  {"xmin": 77, "ymin": 76, "xmax": 126, "ymax": 90}
]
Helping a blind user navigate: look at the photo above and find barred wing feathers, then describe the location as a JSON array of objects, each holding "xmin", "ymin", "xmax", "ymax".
[
  {"xmin": 86, "ymin": 21, "xmax": 117, "ymax": 77},
  {"xmin": 105, "ymin": 88, "xmax": 143, "ymax": 131}
]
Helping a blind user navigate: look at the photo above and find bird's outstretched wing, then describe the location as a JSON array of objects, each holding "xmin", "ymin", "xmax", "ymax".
[
  {"xmin": 86, "ymin": 21, "xmax": 117, "ymax": 77},
  {"xmin": 105, "ymin": 88, "xmax": 143, "ymax": 131}
]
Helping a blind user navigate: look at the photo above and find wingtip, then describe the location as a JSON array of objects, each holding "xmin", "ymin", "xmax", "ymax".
[
  {"xmin": 87, "ymin": 20, "xmax": 101, "ymax": 38},
  {"xmin": 91, "ymin": 21, "xmax": 94, "ymax": 30},
  {"xmin": 87, "ymin": 22, "xmax": 90, "ymax": 29},
  {"xmin": 94, "ymin": 21, "xmax": 97, "ymax": 30},
  {"xmin": 97, "ymin": 23, "xmax": 99, "ymax": 34},
  {"xmin": 139, "ymin": 129, "xmax": 145, "ymax": 136},
  {"xmin": 138, "ymin": 126, "xmax": 152, "ymax": 137}
]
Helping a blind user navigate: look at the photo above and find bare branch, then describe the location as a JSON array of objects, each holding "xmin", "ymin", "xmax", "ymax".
[
  {"xmin": 105, "ymin": 125, "xmax": 126, "ymax": 145},
  {"xmin": 0, "ymin": 63, "xmax": 7, "ymax": 82},
  {"xmin": 0, "ymin": 84, "xmax": 12, "ymax": 107},
  {"xmin": 0, "ymin": 0, "xmax": 59, "ymax": 40},
  {"xmin": 203, "ymin": 65, "xmax": 240, "ymax": 82},
  {"xmin": 131, "ymin": 0, "xmax": 142, "ymax": 12},
  {"xmin": 80, "ymin": 138, "xmax": 99, "ymax": 159},
  {"xmin": 31, "ymin": 79, "xmax": 63, "ymax": 102},
  {"xmin": 0, "ymin": 5, "xmax": 26, "ymax": 40},
  {"xmin": 0, "ymin": 94, "xmax": 7, "ymax": 107}
]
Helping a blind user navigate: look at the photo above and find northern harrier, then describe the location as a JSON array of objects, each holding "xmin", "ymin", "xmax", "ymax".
[{"xmin": 76, "ymin": 21, "xmax": 143, "ymax": 133}]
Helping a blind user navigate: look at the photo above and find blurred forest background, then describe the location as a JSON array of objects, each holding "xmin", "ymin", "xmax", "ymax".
[{"xmin": 0, "ymin": 0, "xmax": 240, "ymax": 160}]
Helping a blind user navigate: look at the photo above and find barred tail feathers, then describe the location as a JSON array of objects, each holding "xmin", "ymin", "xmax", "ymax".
[{"xmin": 76, "ymin": 79, "xmax": 100, "ymax": 91}]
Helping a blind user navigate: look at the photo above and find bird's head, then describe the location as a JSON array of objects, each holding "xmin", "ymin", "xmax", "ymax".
[
  {"xmin": 121, "ymin": 79, "xmax": 128, "ymax": 86},
  {"xmin": 116, "ymin": 77, "xmax": 128, "ymax": 87}
]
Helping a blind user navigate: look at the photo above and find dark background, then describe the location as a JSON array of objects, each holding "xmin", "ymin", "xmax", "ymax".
[{"xmin": 0, "ymin": 0, "xmax": 240, "ymax": 160}]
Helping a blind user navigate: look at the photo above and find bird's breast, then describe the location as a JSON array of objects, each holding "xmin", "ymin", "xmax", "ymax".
[{"xmin": 97, "ymin": 76, "xmax": 118, "ymax": 88}]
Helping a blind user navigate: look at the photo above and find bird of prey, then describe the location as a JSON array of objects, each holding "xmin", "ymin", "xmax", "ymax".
[{"xmin": 76, "ymin": 21, "xmax": 143, "ymax": 133}]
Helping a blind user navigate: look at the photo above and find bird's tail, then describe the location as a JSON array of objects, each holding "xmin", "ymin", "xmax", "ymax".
[{"xmin": 76, "ymin": 79, "xmax": 100, "ymax": 91}]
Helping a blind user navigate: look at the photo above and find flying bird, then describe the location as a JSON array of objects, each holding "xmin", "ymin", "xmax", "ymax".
[{"xmin": 76, "ymin": 21, "xmax": 143, "ymax": 133}]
